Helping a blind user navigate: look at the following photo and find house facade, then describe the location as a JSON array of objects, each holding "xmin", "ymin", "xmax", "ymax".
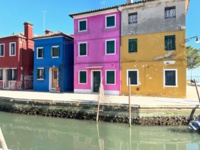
[
  {"xmin": 120, "ymin": 0, "xmax": 189, "ymax": 97},
  {"xmin": 0, "ymin": 22, "xmax": 34, "ymax": 90},
  {"xmin": 70, "ymin": 7, "xmax": 121, "ymax": 95},
  {"xmin": 33, "ymin": 30, "xmax": 74, "ymax": 92}
]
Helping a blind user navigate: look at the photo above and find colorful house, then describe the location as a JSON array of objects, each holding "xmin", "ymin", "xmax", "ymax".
[
  {"xmin": 120, "ymin": 0, "xmax": 189, "ymax": 97},
  {"xmin": 70, "ymin": 6, "xmax": 121, "ymax": 95},
  {"xmin": 0, "ymin": 22, "xmax": 34, "ymax": 90},
  {"xmin": 33, "ymin": 30, "xmax": 74, "ymax": 92}
]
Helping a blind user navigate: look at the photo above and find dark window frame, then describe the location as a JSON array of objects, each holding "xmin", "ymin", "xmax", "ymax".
[
  {"xmin": 105, "ymin": 15, "xmax": 116, "ymax": 28},
  {"xmin": 106, "ymin": 40, "xmax": 115, "ymax": 54},
  {"xmin": 0, "ymin": 44, "xmax": 4, "ymax": 56},
  {"xmin": 165, "ymin": 6, "xmax": 176, "ymax": 18},
  {"xmin": 79, "ymin": 71, "xmax": 87, "ymax": 84},
  {"xmin": 106, "ymin": 70, "xmax": 115, "ymax": 84},
  {"xmin": 127, "ymin": 70, "xmax": 138, "ymax": 86},
  {"xmin": 52, "ymin": 46, "xmax": 59, "ymax": 58},
  {"xmin": 79, "ymin": 42, "xmax": 87, "ymax": 56},
  {"xmin": 37, "ymin": 68, "xmax": 44, "ymax": 80},
  {"xmin": 165, "ymin": 35, "xmax": 176, "ymax": 51},
  {"xmin": 164, "ymin": 69, "xmax": 177, "ymax": 87},
  {"xmin": 128, "ymin": 12, "xmax": 137, "ymax": 24},
  {"xmin": 8, "ymin": 69, "xmax": 18, "ymax": 81},
  {"xmin": 37, "ymin": 47, "xmax": 44, "ymax": 58},
  {"xmin": 78, "ymin": 20, "xmax": 87, "ymax": 32},
  {"xmin": 128, "ymin": 39, "xmax": 137, "ymax": 53}
]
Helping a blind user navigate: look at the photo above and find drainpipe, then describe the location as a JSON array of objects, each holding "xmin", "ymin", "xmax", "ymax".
[{"xmin": 117, "ymin": 7, "xmax": 122, "ymax": 94}]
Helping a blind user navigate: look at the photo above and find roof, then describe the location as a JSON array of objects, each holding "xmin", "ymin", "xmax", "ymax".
[
  {"xmin": 33, "ymin": 32, "xmax": 73, "ymax": 40},
  {"xmin": 69, "ymin": 0, "xmax": 156, "ymax": 18},
  {"xmin": 0, "ymin": 33, "xmax": 26, "ymax": 39}
]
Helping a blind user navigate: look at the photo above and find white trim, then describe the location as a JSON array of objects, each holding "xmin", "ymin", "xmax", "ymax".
[
  {"xmin": 72, "ymin": 9, "xmax": 118, "ymax": 19},
  {"xmin": 74, "ymin": 89, "xmax": 91, "ymax": 94},
  {"xmin": 105, "ymin": 39, "xmax": 116, "ymax": 55},
  {"xmin": 163, "ymin": 69, "xmax": 178, "ymax": 87},
  {"xmin": 37, "ymin": 67, "xmax": 44, "ymax": 80},
  {"xmin": 78, "ymin": 19, "xmax": 87, "ymax": 32},
  {"xmin": 9, "ymin": 42, "xmax": 16, "ymax": 56},
  {"xmin": 51, "ymin": 46, "xmax": 59, "ymax": 58},
  {"xmin": 127, "ymin": 69, "xmax": 139, "ymax": 86},
  {"xmin": 78, "ymin": 70, "xmax": 87, "ymax": 84},
  {"xmin": 0, "ymin": 43, "xmax": 5, "ymax": 57},
  {"xmin": 78, "ymin": 42, "xmax": 87, "ymax": 56},
  {"xmin": 37, "ymin": 47, "xmax": 44, "ymax": 59},
  {"xmin": 104, "ymin": 90, "xmax": 120, "ymax": 95},
  {"xmin": 105, "ymin": 70, "xmax": 116, "ymax": 85},
  {"xmin": 105, "ymin": 14, "xmax": 116, "ymax": 28}
]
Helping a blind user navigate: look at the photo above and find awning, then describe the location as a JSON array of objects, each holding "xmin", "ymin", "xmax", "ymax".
[{"xmin": 86, "ymin": 66, "xmax": 103, "ymax": 69}]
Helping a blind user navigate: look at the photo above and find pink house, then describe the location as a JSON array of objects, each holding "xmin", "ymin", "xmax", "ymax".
[{"xmin": 70, "ymin": 7, "xmax": 121, "ymax": 95}]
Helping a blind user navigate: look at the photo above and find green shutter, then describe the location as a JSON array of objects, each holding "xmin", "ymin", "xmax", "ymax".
[
  {"xmin": 129, "ymin": 39, "xmax": 137, "ymax": 52},
  {"xmin": 172, "ymin": 35, "xmax": 176, "ymax": 50},
  {"xmin": 107, "ymin": 16, "xmax": 115, "ymax": 27},
  {"xmin": 80, "ymin": 21, "xmax": 86, "ymax": 31},
  {"xmin": 165, "ymin": 35, "xmax": 175, "ymax": 51},
  {"xmin": 107, "ymin": 71, "xmax": 115, "ymax": 84},
  {"xmin": 107, "ymin": 41, "xmax": 114, "ymax": 54}
]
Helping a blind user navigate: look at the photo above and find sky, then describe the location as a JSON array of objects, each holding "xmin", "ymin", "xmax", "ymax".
[
  {"xmin": 0, "ymin": 0, "xmax": 199, "ymax": 77},
  {"xmin": 0, "ymin": 0, "xmax": 199, "ymax": 49}
]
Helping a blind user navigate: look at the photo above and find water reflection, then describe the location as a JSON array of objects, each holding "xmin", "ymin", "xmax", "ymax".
[{"xmin": 0, "ymin": 112, "xmax": 200, "ymax": 150}]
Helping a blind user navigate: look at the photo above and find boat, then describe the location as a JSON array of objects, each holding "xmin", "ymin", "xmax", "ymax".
[{"xmin": 188, "ymin": 115, "xmax": 200, "ymax": 132}]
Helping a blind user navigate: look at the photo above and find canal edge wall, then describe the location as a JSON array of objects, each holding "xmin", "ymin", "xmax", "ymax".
[{"xmin": 0, "ymin": 97, "xmax": 199, "ymax": 126}]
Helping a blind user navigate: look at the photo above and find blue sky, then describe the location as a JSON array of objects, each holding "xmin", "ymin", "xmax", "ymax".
[{"xmin": 0, "ymin": 0, "xmax": 199, "ymax": 49}]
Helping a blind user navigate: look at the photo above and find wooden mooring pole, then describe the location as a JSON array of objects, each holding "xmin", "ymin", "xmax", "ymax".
[
  {"xmin": 194, "ymin": 79, "xmax": 200, "ymax": 104},
  {"xmin": 0, "ymin": 127, "xmax": 8, "ymax": 150},
  {"xmin": 128, "ymin": 78, "xmax": 131, "ymax": 126}
]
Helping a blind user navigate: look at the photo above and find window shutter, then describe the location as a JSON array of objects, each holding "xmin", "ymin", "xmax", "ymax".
[
  {"xmin": 14, "ymin": 69, "xmax": 18, "ymax": 80},
  {"xmin": 43, "ymin": 69, "xmax": 45, "ymax": 79},
  {"xmin": 172, "ymin": 35, "xmax": 175, "ymax": 50},
  {"xmin": 165, "ymin": 36, "xmax": 168, "ymax": 50},
  {"xmin": 37, "ymin": 69, "xmax": 39, "ymax": 79}
]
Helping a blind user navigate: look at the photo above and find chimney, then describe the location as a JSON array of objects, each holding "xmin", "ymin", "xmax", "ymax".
[
  {"xmin": 45, "ymin": 30, "xmax": 53, "ymax": 34},
  {"xmin": 24, "ymin": 22, "xmax": 33, "ymax": 39},
  {"xmin": 126, "ymin": 0, "xmax": 133, "ymax": 3}
]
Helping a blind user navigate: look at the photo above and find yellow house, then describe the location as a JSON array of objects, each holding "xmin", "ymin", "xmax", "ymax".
[{"xmin": 120, "ymin": 0, "xmax": 189, "ymax": 98}]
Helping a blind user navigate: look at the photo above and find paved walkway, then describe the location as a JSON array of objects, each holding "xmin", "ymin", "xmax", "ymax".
[{"xmin": 0, "ymin": 86, "xmax": 199, "ymax": 108}]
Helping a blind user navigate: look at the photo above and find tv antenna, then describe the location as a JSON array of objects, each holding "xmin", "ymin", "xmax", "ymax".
[{"xmin": 42, "ymin": 10, "xmax": 47, "ymax": 32}]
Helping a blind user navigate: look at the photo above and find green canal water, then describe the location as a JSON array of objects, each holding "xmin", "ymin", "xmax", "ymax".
[{"xmin": 0, "ymin": 111, "xmax": 200, "ymax": 150}]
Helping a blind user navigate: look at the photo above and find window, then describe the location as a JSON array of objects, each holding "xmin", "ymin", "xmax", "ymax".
[
  {"xmin": 0, "ymin": 69, "xmax": 3, "ymax": 80},
  {"xmin": 52, "ymin": 46, "xmax": 59, "ymax": 58},
  {"xmin": 165, "ymin": 35, "xmax": 176, "ymax": 50},
  {"xmin": 128, "ymin": 39, "xmax": 137, "ymax": 53},
  {"xmin": 127, "ymin": 70, "xmax": 138, "ymax": 85},
  {"xmin": 79, "ymin": 71, "xmax": 87, "ymax": 84},
  {"xmin": 0, "ymin": 44, "xmax": 4, "ymax": 57},
  {"xmin": 105, "ymin": 15, "xmax": 116, "ymax": 28},
  {"xmin": 37, "ymin": 47, "xmax": 44, "ymax": 58},
  {"xmin": 129, "ymin": 13, "xmax": 137, "ymax": 24},
  {"xmin": 106, "ymin": 70, "xmax": 115, "ymax": 84},
  {"xmin": 8, "ymin": 69, "xmax": 17, "ymax": 81},
  {"xmin": 78, "ymin": 42, "xmax": 87, "ymax": 56},
  {"xmin": 78, "ymin": 20, "xmax": 87, "ymax": 32},
  {"xmin": 9, "ymin": 42, "xmax": 16, "ymax": 56},
  {"xmin": 105, "ymin": 40, "xmax": 115, "ymax": 54},
  {"xmin": 164, "ymin": 69, "xmax": 177, "ymax": 87},
  {"xmin": 37, "ymin": 68, "xmax": 44, "ymax": 80},
  {"xmin": 165, "ymin": 7, "xmax": 176, "ymax": 18}
]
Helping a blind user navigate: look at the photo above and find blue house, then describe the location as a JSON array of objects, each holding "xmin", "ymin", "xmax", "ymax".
[{"xmin": 33, "ymin": 30, "xmax": 74, "ymax": 92}]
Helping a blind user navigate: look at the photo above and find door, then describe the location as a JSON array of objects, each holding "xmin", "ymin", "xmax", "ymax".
[
  {"xmin": 93, "ymin": 71, "xmax": 100, "ymax": 92},
  {"xmin": 52, "ymin": 68, "xmax": 58, "ymax": 89},
  {"xmin": 4, "ymin": 69, "xmax": 9, "ymax": 89}
]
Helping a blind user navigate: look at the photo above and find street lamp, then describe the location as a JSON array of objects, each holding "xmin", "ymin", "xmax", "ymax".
[{"xmin": 185, "ymin": 36, "xmax": 200, "ymax": 43}]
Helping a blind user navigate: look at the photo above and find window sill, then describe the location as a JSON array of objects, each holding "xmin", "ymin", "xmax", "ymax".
[{"xmin": 37, "ymin": 79, "xmax": 44, "ymax": 80}]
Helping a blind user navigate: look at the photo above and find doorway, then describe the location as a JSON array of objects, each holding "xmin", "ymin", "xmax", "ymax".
[
  {"xmin": 52, "ymin": 68, "xmax": 58, "ymax": 89},
  {"xmin": 92, "ymin": 71, "xmax": 100, "ymax": 92}
]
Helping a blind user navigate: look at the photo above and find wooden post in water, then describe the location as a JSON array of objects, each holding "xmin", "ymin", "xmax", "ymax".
[
  {"xmin": 194, "ymin": 79, "xmax": 200, "ymax": 103},
  {"xmin": 0, "ymin": 127, "xmax": 8, "ymax": 150},
  {"xmin": 128, "ymin": 78, "xmax": 131, "ymax": 126},
  {"xmin": 96, "ymin": 78, "xmax": 104, "ymax": 122}
]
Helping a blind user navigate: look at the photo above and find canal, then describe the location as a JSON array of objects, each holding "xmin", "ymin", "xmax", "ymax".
[{"xmin": 0, "ymin": 111, "xmax": 199, "ymax": 150}]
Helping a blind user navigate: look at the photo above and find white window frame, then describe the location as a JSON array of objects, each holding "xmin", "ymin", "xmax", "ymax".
[
  {"xmin": 105, "ymin": 14, "xmax": 116, "ymax": 28},
  {"xmin": 78, "ymin": 42, "xmax": 87, "ymax": 57},
  {"xmin": 105, "ymin": 70, "xmax": 116, "ymax": 85},
  {"xmin": 127, "ymin": 69, "xmax": 139, "ymax": 86},
  {"xmin": 37, "ymin": 68, "xmax": 44, "ymax": 80},
  {"xmin": 163, "ymin": 69, "xmax": 177, "ymax": 87},
  {"xmin": 78, "ymin": 19, "xmax": 87, "ymax": 32},
  {"xmin": 37, "ymin": 47, "xmax": 44, "ymax": 59},
  {"xmin": 51, "ymin": 46, "xmax": 59, "ymax": 58},
  {"xmin": 0, "ymin": 68, "xmax": 3, "ymax": 80},
  {"xmin": 78, "ymin": 70, "xmax": 87, "ymax": 84},
  {"xmin": 105, "ymin": 39, "xmax": 116, "ymax": 55},
  {"xmin": 0, "ymin": 44, "xmax": 5, "ymax": 57},
  {"xmin": 9, "ymin": 42, "xmax": 16, "ymax": 56}
]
